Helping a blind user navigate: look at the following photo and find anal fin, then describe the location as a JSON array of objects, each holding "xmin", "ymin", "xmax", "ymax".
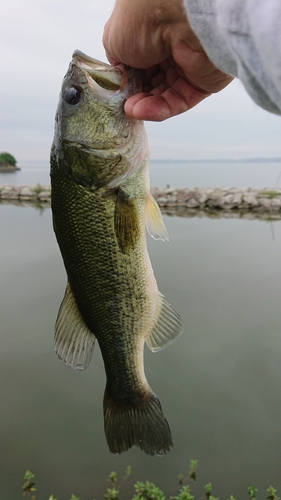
[
  {"xmin": 146, "ymin": 293, "xmax": 183, "ymax": 352},
  {"xmin": 54, "ymin": 283, "xmax": 95, "ymax": 370}
]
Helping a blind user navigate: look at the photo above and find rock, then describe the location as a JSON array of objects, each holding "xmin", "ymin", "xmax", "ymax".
[
  {"xmin": 197, "ymin": 192, "xmax": 207, "ymax": 204},
  {"xmin": 222, "ymin": 194, "xmax": 234, "ymax": 205},
  {"xmin": 206, "ymin": 197, "xmax": 224, "ymax": 208},
  {"xmin": 38, "ymin": 191, "xmax": 51, "ymax": 201},
  {"xmin": 258, "ymin": 198, "xmax": 272, "ymax": 209},
  {"xmin": 152, "ymin": 190, "xmax": 164, "ymax": 200},
  {"xmin": 186, "ymin": 198, "xmax": 200, "ymax": 208},
  {"xmin": 19, "ymin": 186, "xmax": 35, "ymax": 200},
  {"xmin": 0, "ymin": 186, "xmax": 20, "ymax": 199},
  {"xmin": 270, "ymin": 198, "xmax": 281, "ymax": 209},
  {"xmin": 175, "ymin": 189, "xmax": 190, "ymax": 203},
  {"xmin": 243, "ymin": 194, "xmax": 259, "ymax": 206},
  {"xmin": 185, "ymin": 189, "xmax": 198, "ymax": 199},
  {"xmin": 232, "ymin": 193, "xmax": 243, "ymax": 206},
  {"xmin": 204, "ymin": 188, "xmax": 215, "ymax": 197},
  {"xmin": 165, "ymin": 195, "xmax": 177, "ymax": 205},
  {"xmin": 207, "ymin": 188, "xmax": 224, "ymax": 200},
  {"xmin": 156, "ymin": 197, "xmax": 168, "ymax": 206}
]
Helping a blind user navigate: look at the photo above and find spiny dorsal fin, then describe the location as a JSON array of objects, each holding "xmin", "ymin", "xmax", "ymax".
[
  {"xmin": 146, "ymin": 293, "xmax": 183, "ymax": 352},
  {"xmin": 54, "ymin": 283, "xmax": 95, "ymax": 370},
  {"xmin": 145, "ymin": 193, "xmax": 169, "ymax": 241},
  {"xmin": 114, "ymin": 188, "xmax": 140, "ymax": 253}
]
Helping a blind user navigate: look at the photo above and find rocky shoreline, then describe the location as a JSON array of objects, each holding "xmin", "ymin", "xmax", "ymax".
[
  {"xmin": 152, "ymin": 186, "xmax": 281, "ymax": 211},
  {"xmin": 0, "ymin": 184, "xmax": 51, "ymax": 202},
  {"xmin": 1, "ymin": 183, "xmax": 281, "ymax": 213}
]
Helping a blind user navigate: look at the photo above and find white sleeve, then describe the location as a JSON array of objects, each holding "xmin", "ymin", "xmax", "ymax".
[{"xmin": 184, "ymin": 0, "xmax": 281, "ymax": 115}]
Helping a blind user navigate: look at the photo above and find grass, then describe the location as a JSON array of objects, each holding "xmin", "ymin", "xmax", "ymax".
[
  {"xmin": 30, "ymin": 184, "xmax": 45, "ymax": 196},
  {"xmin": 21, "ymin": 461, "xmax": 279, "ymax": 500},
  {"xmin": 257, "ymin": 190, "xmax": 281, "ymax": 199}
]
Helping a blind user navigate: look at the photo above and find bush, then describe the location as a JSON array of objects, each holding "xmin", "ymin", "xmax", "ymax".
[{"xmin": 0, "ymin": 151, "xmax": 17, "ymax": 167}]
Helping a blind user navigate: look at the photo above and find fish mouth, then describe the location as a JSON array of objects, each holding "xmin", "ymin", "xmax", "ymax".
[
  {"xmin": 72, "ymin": 50, "xmax": 141, "ymax": 98},
  {"xmin": 72, "ymin": 50, "xmax": 125, "ymax": 91}
]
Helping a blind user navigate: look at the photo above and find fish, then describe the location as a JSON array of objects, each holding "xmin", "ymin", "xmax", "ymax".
[{"xmin": 50, "ymin": 50, "xmax": 183, "ymax": 456}]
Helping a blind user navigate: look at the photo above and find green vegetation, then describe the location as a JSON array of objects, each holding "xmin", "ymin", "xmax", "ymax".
[
  {"xmin": 258, "ymin": 190, "xmax": 281, "ymax": 199},
  {"xmin": 21, "ymin": 462, "xmax": 279, "ymax": 500},
  {"xmin": 31, "ymin": 184, "xmax": 44, "ymax": 195},
  {"xmin": 0, "ymin": 151, "xmax": 17, "ymax": 167}
]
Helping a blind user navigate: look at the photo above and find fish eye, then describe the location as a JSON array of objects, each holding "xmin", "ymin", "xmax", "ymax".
[{"xmin": 64, "ymin": 86, "xmax": 81, "ymax": 105}]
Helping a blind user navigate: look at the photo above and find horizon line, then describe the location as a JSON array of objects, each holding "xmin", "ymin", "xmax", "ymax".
[
  {"xmin": 151, "ymin": 157, "xmax": 281, "ymax": 164},
  {"xmin": 15, "ymin": 156, "xmax": 281, "ymax": 166}
]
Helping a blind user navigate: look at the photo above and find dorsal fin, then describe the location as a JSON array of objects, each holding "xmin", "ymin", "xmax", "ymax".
[
  {"xmin": 145, "ymin": 193, "xmax": 169, "ymax": 241},
  {"xmin": 146, "ymin": 293, "xmax": 183, "ymax": 352},
  {"xmin": 54, "ymin": 283, "xmax": 95, "ymax": 370}
]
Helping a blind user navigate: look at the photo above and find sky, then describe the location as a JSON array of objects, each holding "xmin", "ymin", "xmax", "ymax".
[{"xmin": 1, "ymin": 0, "xmax": 281, "ymax": 164}]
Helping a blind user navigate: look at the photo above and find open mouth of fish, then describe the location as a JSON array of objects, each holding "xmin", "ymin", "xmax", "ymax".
[{"xmin": 72, "ymin": 49, "xmax": 141, "ymax": 98}]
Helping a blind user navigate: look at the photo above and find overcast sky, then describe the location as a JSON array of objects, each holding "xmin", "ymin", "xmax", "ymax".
[{"xmin": 1, "ymin": 0, "xmax": 280, "ymax": 163}]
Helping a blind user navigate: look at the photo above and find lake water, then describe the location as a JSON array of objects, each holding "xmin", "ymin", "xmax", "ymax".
[
  {"xmin": 1, "ymin": 158, "xmax": 281, "ymax": 188},
  {"xmin": 0, "ymin": 162, "xmax": 281, "ymax": 499}
]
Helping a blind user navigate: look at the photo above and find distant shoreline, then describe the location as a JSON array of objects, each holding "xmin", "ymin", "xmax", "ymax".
[
  {"xmin": 0, "ymin": 166, "xmax": 21, "ymax": 172},
  {"xmin": 2, "ymin": 157, "xmax": 280, "ymax": 169},
  {"xmin": 151, "ymin": 157, "xmax": 281, "ymax": 164}
]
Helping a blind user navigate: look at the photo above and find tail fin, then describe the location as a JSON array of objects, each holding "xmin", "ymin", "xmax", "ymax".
[{"xmin": 103, "ymin": 389, "xmax": 172, "ymax": 456}]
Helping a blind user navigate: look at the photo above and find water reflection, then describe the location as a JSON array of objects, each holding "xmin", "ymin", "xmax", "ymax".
[
  {"xmin": 0, "ymin": 204, "xmax": 280, "ymax": 499},
  {"xmin": 3, "ymin": 198, "xmax": 281, "ymax": 221}
]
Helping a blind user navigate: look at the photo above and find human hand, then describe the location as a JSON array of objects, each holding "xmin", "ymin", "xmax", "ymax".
[{"xmin": 103, "ymin": 0, "xmax": 233, "ymax": 121}]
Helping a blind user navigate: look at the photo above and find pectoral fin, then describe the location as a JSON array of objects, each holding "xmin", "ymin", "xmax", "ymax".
[
  {"xmin": 54, "ymin": 283, "xmax": 95, "ymax": 370},
  {"xmin": 146, "ymin": 293, "xmax": 183, "ymax": 352},
  {"xmin": 114, "ymin": 188, "xmax": 140, "ymax": 253},
  {"xmin": 145, "ymin": 193, "xmax": 169, "ymax": 241}
]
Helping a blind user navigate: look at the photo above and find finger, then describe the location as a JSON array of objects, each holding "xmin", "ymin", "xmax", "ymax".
[
  {"xmin": 105, "ymin": 53, "xmax": 121, "ymax": 66},
  {"xmin": 125, "ymin": 95, "xmax": 174, "ymax": 121},
  {"xmin": 150, "ymin": 72, "xmax": 167, "ymax": 88},
  {"xmin": 124, "ymin": 93, "xmax": 152, "ymax": 116},
  {"xmin": 124, "ymin": 83, "xmax": 211, "ymax": 121}
]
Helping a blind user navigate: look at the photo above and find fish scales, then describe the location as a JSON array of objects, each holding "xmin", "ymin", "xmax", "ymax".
[
  {"xmin": 51, "ymin": 163, "xmax": 155, "ymax": 380},
  {"xmin": 51, "ymin": 50, "xmax": 183, "ymax": 456}
]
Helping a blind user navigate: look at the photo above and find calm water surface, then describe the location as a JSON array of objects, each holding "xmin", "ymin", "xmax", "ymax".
[
  {"xmin": 0, "ymin": 164, "xmax": 281, "ymax": 498},
  {"xmin": 1, "ymin": 159, "xmax": 281, "ymax": 188}
]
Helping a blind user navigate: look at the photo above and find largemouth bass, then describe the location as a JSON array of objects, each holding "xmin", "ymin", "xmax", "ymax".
[{"xmin": 50, "ymin": 50, "xmax": 183, "ymax": 456}]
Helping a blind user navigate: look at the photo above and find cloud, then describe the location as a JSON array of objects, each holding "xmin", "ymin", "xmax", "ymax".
[
  {"xmin": 147, "ymin": 80, "xmax": 281, "ymax": 159},
  {"xmin": 1, "ymin": 0, "xmax": 280, "ymax": 162}
]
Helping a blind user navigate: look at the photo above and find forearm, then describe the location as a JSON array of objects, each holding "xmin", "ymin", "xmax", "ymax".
[{"xmin": 184, "ymin": 0, "xmax": 281, "ymax": 114}]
